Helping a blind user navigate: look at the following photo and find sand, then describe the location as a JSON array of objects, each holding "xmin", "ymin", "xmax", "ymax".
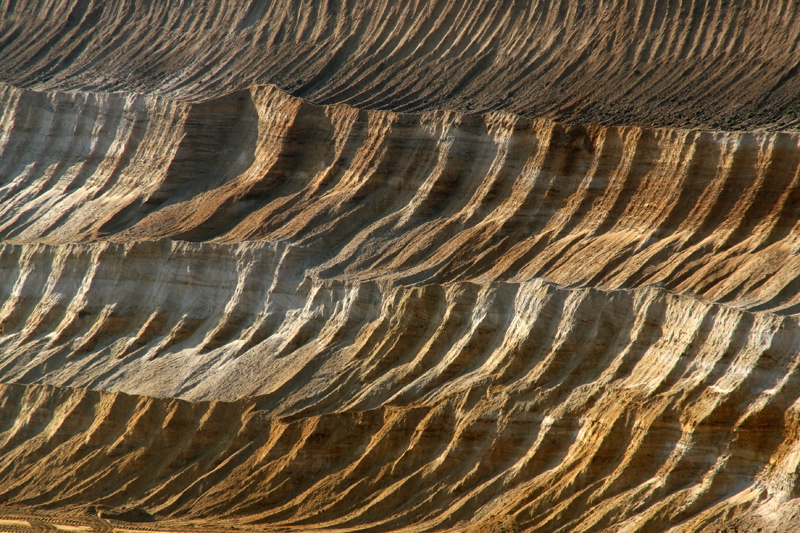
[{"xmin": 1, "ymin": 1, "xmax": 800, "ymax": 531}]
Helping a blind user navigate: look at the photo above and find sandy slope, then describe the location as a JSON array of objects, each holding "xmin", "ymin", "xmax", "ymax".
[
  {"xmin": 2, "ymin": 86, "xmax": 800, "ymax": 310},
  {"xmin": 4, "ymin": 85, "xmax": 800, "ymax": 532},
  {"xmin": 1, "ymin": 361, "xmax": 800, "ymax": 533},
  {"xmin": 1, "ymin": 1, "xmax": 800, "ymax": 532},
  {"xmin": 3, "ymin": 0, "xmax": 800, "ymax": 129}
]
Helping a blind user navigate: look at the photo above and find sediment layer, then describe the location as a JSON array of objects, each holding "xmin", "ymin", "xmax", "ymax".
[
  {"xmin": 2, "ymin": 85, "xmax": 800, "ymax": 310},
  {"xmin": 2, "ymin": 0, "xmax": 800, "ymax": 128},
  {"xmin": 0, "ymin": 238, "xmax": 797, "ymax": 403},
  {"xmin": 2, "ymin": 329, "xmax": 800, "ymax": 533}
]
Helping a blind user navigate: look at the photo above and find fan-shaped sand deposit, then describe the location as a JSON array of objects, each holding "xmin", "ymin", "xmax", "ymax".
[{"xmin": 1, "ymin": 1, "xmax": 800, "ymax": 532}]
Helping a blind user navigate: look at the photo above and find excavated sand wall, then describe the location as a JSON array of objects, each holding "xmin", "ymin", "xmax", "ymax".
[
  {"xmin": 1, "ymin": 1, "xmax": 800, "ymax": 531},
  {"xmin": 0, "ymin": 83, "xmax": 799, "ymax": 531}
]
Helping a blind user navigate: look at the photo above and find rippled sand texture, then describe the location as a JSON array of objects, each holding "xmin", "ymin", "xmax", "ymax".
[
  {"xmin": 4, "ymin": 0, "xmax": 800, "ymax": 128},
  {"xmin": 2, "ymin": 1, "xmax": 800, "ymax": 532}
]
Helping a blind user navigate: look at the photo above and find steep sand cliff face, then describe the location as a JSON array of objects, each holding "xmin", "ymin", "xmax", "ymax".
[
  {"xmin": 2, "ymin": 1, "xmax": 800, "ymax": 532},
  {"xmin": 3, "ymin": 85, "xmax": 800, "ymax": 304}
]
